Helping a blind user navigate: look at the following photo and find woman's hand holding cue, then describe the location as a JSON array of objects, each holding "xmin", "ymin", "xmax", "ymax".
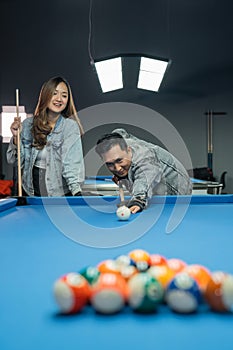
[{"xmin": 10, "ymin": 117, "xmax": 21, "ymax": 145}]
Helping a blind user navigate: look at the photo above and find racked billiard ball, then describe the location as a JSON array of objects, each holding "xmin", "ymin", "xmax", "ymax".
[
  {"xmin": 204, "ymin": 271, "xmax": 233, "ymax": 312},
  {"xmin": 165, "ymin": 272, "xmax": 201, "ymax": 314},
  {"xmin": 53, "ymin": 272, "xmax": 90, "ymax": 314},
  {"xmin": 114, "ymin": 254, "xmax": 138, "ymax": 280},
  {"xmin": 223, "ymin": 275, "xmax": 233, "ymax": 311},
  {"xmin": 79, "ymin": 266, "xmax": 100, "ymax": 285},
  {"xmin": 167, "ymin": 258, "xmax": 187, "ymax": 274},
  {"xmin": 135, "ymin": 260, "xmax": 150, "ymax": 272},
  {"xmin": 127, "ymin": 272, "xmax": 164, "ymax": 313},
  {"xmin": 97, "ymin": 259, "xmax": 121, "ymax": 275},
  {"xmin": 119, "ymin": 265, "xmax": 138, "ymax": 281},
  {"xmin": 147, "ymin": 264, "xmax": 176, "ymax": 289},
  {"xmin": 114, "ymin": 254, "xmax": 135, "ymax": 268},
  {"xmin": 91, "ymin": 272, "xmax": 129, "ymax": 314},
  {"xmin": 128, "ymin": 249, "xmax": 150, "ymax": 264},
  {"xmin": 182, "ymin": 264, "xmax": 211, "ymax": 294},
  {"xmin": 149, "ymin": 254, "xmax": 167, "ymax": 267}
]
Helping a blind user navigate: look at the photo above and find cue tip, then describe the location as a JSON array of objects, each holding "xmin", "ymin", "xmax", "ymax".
[{"xmin": 117, "ymin": 200, "xmax": 129, "ymax": 208}]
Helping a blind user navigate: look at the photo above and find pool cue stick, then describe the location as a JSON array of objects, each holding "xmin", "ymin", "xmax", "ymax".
[
  {"xmin": 119, "ymin": 182, "xmax": 125, "ymax": 203},
  {"xmin": 16, "ymin": 89, "xmax": 22, "ymax": 197},
  {"xmin": 207, "ymin": 110, "xmax": 213, "ymax": 170},
  {"xmin": 205, "ymin": 110, "xmax": 227, "ymax": 171},
  {"xmin": 117, "ymin": 181, "xmax": 128, "ymax": 207}
]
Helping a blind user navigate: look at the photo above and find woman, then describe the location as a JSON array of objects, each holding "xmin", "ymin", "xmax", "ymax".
[{"xmin": 7, "ymin": 76, "xmax": 85, "ymax": 196}]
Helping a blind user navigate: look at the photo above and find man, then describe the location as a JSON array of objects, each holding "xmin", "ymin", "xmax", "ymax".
[{"xmin": 95, "ymin": 128, "xmax": 192, "ymax": 214}]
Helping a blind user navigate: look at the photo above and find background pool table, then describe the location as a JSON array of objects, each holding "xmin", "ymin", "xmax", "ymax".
[
  {"xmin": 83, "ymin": 176, "xmax": 223, "ymax": 195},
  {"xmin": 0, "ymin": 195, "xmax": 233, "ymax": 350}
]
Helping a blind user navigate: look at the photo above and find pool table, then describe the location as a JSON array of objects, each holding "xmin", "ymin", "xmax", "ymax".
[
  {"xmin": 0, "ymin": 194, "xmax": 233, "ymax": 350},
  {"xmin": 83, "ymin": 176, "xmax": 222, "ymax": 195}
]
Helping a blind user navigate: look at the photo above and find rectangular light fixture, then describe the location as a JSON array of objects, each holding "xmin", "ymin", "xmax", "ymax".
[
  {"xmin": 137, "ymin": 57, "xmax": 169, "ymax": 92},
  {"xmin": 0, "ymin": 106, "xmax": 27, "ymax": 143},
  {"xmin": 94, "ymin": 57, "xmax": 123, "ymax": 93}
]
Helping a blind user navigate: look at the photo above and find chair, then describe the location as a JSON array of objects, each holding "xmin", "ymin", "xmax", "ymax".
[
  {"xmin": 189, "ymin": 167, "xmax": 216, "ymax": 181},
  {"xmin": 219, "ymin": 171, "xmax": 227, "ymax": 190},
  {"xmin": 207, "ymin": 183, "xmax": 223, "ymax": 195}
]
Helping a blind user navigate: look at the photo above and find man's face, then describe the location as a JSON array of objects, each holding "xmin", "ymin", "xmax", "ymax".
[{"xmin": 102, "ymin": 145, "xmax": 132, "ymax": 178}]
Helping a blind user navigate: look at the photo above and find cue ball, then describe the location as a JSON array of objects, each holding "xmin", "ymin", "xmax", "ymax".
[{"xmin": 116, "ymin": 205, "xmax": 131, "ymax": 220}]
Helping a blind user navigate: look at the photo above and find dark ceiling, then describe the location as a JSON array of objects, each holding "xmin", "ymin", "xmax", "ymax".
[{"xmin": 1, "ymin": 0, "xmax": 233, "ymax": 113}]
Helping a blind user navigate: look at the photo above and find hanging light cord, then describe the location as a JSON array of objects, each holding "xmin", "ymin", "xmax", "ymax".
[
  {"xmin": 88, "ymin": 0, "xmax": 95, "ymax": 66},
  {"xmin": 166, "ymin": 0, "xmax": 171, "ymax": 59}
]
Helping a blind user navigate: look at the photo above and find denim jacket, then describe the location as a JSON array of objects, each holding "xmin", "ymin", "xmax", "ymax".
[
  {"xmin": 7, "ymin": 115, "xmax": 85, "ymax": 196},
  {"xmin": 113, "ymin": 128, "xmax": 192, "ymax": 206}
]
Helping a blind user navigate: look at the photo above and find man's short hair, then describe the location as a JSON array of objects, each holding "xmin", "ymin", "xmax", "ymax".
[{"xmin": 95, "ymin": 132, "xmax": 128, "ymax": 156}]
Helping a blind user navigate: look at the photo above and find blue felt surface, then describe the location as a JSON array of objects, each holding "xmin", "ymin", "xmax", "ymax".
[{"xmin": 0, "ymin": 195, "xmax": 233, "ymax": 350}]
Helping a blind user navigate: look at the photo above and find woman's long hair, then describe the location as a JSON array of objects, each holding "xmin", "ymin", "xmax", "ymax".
[{"xmin": 32, "ymin": 76, "xmax": 84, "ymax": 149}]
